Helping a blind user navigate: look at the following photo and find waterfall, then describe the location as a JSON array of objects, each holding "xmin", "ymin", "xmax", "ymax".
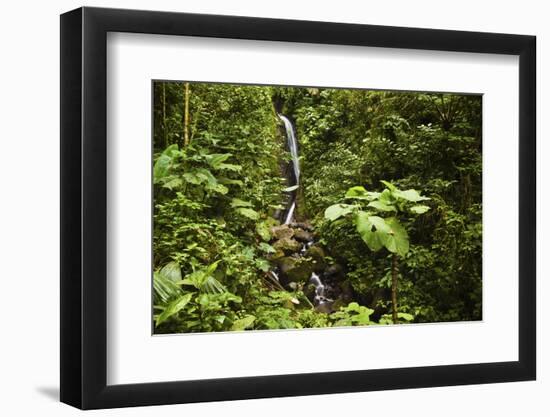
[
  {"xmin": 278, "ymin": 114, "xmax": 300, "ymax": 224},
  {"xmin": 276, "ymin": 114, "xmax": 334, "ymax": 313}
]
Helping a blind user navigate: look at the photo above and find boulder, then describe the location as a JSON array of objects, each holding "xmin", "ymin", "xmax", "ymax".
[
  {"xmin": 273, "ymin": 237, "xmax": 302, "ymax": 254},
  {"xmin": 277, "ymin": 256, "xmax": 314, "ymax": 283},
  {"xmin": 293, "ymin": 228, "xmax": 314, "ymax": 242},
  {"xmin": 270, "ymin": 225, "xmax": 294, "ymax": 240},
  {"xmin": 305, "ymin": 245, "xmax": 326, "ymax": 272},
  {"xmin": 290, "ymin": 222, "xmax": 314, "ymax": 232}
]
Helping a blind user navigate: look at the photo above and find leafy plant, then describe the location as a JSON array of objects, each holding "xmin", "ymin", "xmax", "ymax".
[
  {"xmin": 325, "ymin": 181, "xmax": 430, "ymax": 323},
  {"xmin": 329, "ymin": 302, "xmax": 375, "ymax": 326}
]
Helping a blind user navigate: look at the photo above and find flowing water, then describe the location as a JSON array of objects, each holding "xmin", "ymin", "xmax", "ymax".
[
  {"xmin": 278, "ymin": 114, "xmax": 300, "ymax": 225},
  {"xmin": 278, "ymin": 114, "xmax": 333, "ymax": 312}
]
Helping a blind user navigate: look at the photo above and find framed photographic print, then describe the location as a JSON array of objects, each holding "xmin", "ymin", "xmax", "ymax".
[{"xmin": 60, "ymin": 6, "xmax": 536, "ymax": 409}]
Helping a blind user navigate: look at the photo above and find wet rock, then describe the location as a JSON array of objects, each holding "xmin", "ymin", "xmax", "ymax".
[
  {"xmin": 315, "ymin": 300, "xmax": 335, "ymax": 314},
  {"xmin": 270, "ymin": 225, "xmax": 294, "ymax": 240},
  {"xmin": 293, "ymin": 228, "xmax": 314, "ymax": 242},
  {"xmin": 304, "ymin": 245, "xmax": 326, "ymax": 272},
  {"xmin": 273, "ymin": 237, "xmax": 302, "ymax": 254},
  {"xmin": 277, "ymin": 256, "xmax": 314, "ymax": 283},
  {"xmin": 290, "ymin": 222, "xmax": 314, "ymax": 232}
]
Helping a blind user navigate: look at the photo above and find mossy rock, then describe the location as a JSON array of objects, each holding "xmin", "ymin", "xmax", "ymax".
[
  {"xmin": 293, "ymin": 228, "xmax": 314, "ymax": 242},
  {"xmin": 273, "ymin": 237, "xmax": 302, "ymax": 254},
  {"xmin": 270, "ymin": 225, "xmax": 294, "ymax": 240},
  {"xmin": 305, "ymin": 245, "xmax": 326, "ymax": 272},
  {"xmin": 277, "ymin": 256, "xmax": 314, "ymax": 283}
]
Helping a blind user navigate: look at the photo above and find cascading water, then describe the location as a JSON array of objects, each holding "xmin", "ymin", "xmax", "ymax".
[
  {"xmin": 277, "ymin": 114, "xmax": 334, "ymax": 312},
  {"xmin": 278, "ymin": 114, "xmax": 300, "ymax": 225}
]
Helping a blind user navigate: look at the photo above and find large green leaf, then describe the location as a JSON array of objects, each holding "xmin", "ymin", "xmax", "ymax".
[
  {"xmin": 159, "ymin": 261, "xmax": 182, "ymax": 282},
  {"xmin": 345, "ymin": 186, "xmax": 368, "ymax": 199},
  {"xmin": 153, "ymin": 154, "xmax": 171, "ymax": 183},
  {"xmin": 382, "ymin": 217, "xmax": 409, "ymax": 257},
  {"xmin": 194, "ymin": 168, "xmax": 218, "ymax": 186},
  {"xmin": 155, "ymin": 293, "xmax": 193, "ymax": 326},
  {"xmin": 230, "ymin": 198, "xmax": 253, "ymax": 208},
  {"xmin": 217, "ymin": 163, "xmax": 242, "ymax": 172},
  {"xmin": 206, "ymin": 183, "xmax": 229, "ymax": 195},
  {"xmin": 368, "ymin": 200, "xmax": 396, "ymax": 212},
  {"xmin": 380, "ymin": 180, "xmax": 397, "ymax": 192},
  {"xmin": 161, "ymin": 177, "xmax": 183, "ymax": 190},
  {"xmin": 218, "ymin": 177, "xmax": 244, "ymax": 186},
  {"xmin": 153, "ymin": 271, "xmax": 182, "ymax": 304},
  {"xmin": 409, "ymin": 204, "xmax": 430, "ymax": 214},
  {"xmin": 153, "ymin": 144, "xmax": 179, "ymax": 183},
  {"xmin": 182, "ymin": 172, "xmax": 202, "ymax": 185},
  {"xmin": 369, "ymin": 216, "xmax": 392, "ymax": 234},
  {"xmin": 394, "ymin": 189, "xmax": 430, "ymax": 202},
  {"xmin": 235, "ymin": 207, "xmax": 260, "ymax": 220},
  {"xmin": 324, "ymin": 204, "xmax": 356, "ymax": 221},
  {"xmin": 178, "ymin": 261, "xmax": 226, "ymax": 294},
  {"xmin": 256, "ymin": 219, "xmax": 275, "ymax": 241},
  {"xmin": 354, "ymin": 211, "xmax": 384, "ymax": 251},
  {"xmin": 204, "ymin": 153, "xmax": 231, "ymax": 168}
]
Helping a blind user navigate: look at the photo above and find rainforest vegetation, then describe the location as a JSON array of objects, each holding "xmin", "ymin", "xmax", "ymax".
[{"xmin": 152, "ymin": 81, "xmax": 482, "ymax": 333}]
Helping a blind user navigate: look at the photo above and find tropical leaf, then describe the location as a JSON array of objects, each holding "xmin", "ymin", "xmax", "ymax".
[
  {"xmin": 398, "ymin": 312, "xmax": 414, "ymax": 322},
  {"xmin": 354, "ymin": 211, "xmax": 383, "ymax": 251},
  {"xmin": 409, "ymin": 204, "xmax": 430, "ymax": 214},
  {"xmin": 230, "ymin": 198, "xmax": 253, "ymax": 208},
  {"xmin": 178, "ymin": 261, "xmax": 226, "ymax": 294},
  {"xmin": 380, "ymin": 180, "xmax": 397, "ymax": 192},
  {"xmin": 155, "ymin": 293, "xmax": 193, "ymax": 326},
  {"xmin": 382, "ymin": 217, "xmax": 409, "ymax": 257},
  {"xmin": 345, "ymin": 186, "xmax": 369, "ymax": 199},
  {"xmin": 345, "ymin": 186, "xmax": 380, "ymax": 201},
  {"xmin": 162, "ymin": 178, "xmax": 183, "ymax": 190},
  {"xmin": 153, "ymin": 271, "xmax": 182, "ymax": 304},
  {"xmin": 216, "ymin": 163, "xmax": 242, "ymax": 172},
  {"xmin": 258, "ymin": 242, "xmax": 276, "ymax": 253},
  {"xmin": 153, "ymin": 144, "xmax": 179, "ymax": 183},
  {"xmin": 204, "ymin": 153, "xmax": 231, "ymax": 168},
  {"xmin": 256, "ymin": 219, "xmax": 276, "ymax": 241},
  {"xmin": 159, "ymin": 261, "xmax": 182, "ymax": 282},
  {"xmin": 231, "ymin": 315, "xmax": 256, "ymax": 331},
  {"xmin": 324, "ymin": 204, "xmax": 356, "ymax": 221},
  {"xmin": 368, "ymin": 200, "xmax": 396, "ymax": 212},
  {"xmin": 182, "ymin": 172, "xmax": 202, "ymax": 184},
  {"xmin": 153, "ymin": 154, "xmax": 171, "ymax": 183},
  {"xmin": 235, "ymin": 207, "xmax": 260, "ymax": 220},
  {"xmin": 394, "ymin": 189, "xmax": 430, "ymax": 202}
]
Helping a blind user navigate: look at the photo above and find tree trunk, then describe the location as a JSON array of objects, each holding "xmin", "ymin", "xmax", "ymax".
[
  {"xmin": 391, "ymin": 254, "xmax": 399, "ymax": 324},
  {"xmin": 183, "ymin": 82, "xmax": 190, "ymax": 146}
]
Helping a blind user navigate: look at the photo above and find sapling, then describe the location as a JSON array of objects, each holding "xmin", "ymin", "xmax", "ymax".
[{"xmin": 325, "ymin": 181, "xmax": 430, "ymax": 324}]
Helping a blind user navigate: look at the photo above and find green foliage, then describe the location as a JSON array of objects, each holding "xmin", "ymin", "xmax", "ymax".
[
  {"xmin": 152, "ymin": 81, "xmax": 482, "ymax": 333},
  {"xmin": 329, "ymin": 302, "xmax": 375, "ymax": 326},
  {"xmin": 325, "ymin": 182, "xmax": 430, "ymax": 258}
]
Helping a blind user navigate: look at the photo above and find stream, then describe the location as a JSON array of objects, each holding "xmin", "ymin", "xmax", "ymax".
[{"xmin": 277, "ymin": 114, "xmax": 334, "ymax": 312}]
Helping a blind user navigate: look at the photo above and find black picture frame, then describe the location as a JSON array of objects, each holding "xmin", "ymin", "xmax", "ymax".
[{"xmin": 60, "ymin": 6, "xmax": 536, "ymax": 410}]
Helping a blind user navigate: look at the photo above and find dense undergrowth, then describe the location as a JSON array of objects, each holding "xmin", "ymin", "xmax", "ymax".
[{"xmin": 152, "ymin": 82, "xmax": 482, "ymax": 333}]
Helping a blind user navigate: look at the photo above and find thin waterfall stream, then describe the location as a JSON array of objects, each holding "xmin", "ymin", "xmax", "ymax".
[
  {"xmin": 277, "ymin": 114, "xmax": 334, "ymax": 312},
  {"xmin": 278, "ymin": 114, "xmax": 300, "ymax": 225}
]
